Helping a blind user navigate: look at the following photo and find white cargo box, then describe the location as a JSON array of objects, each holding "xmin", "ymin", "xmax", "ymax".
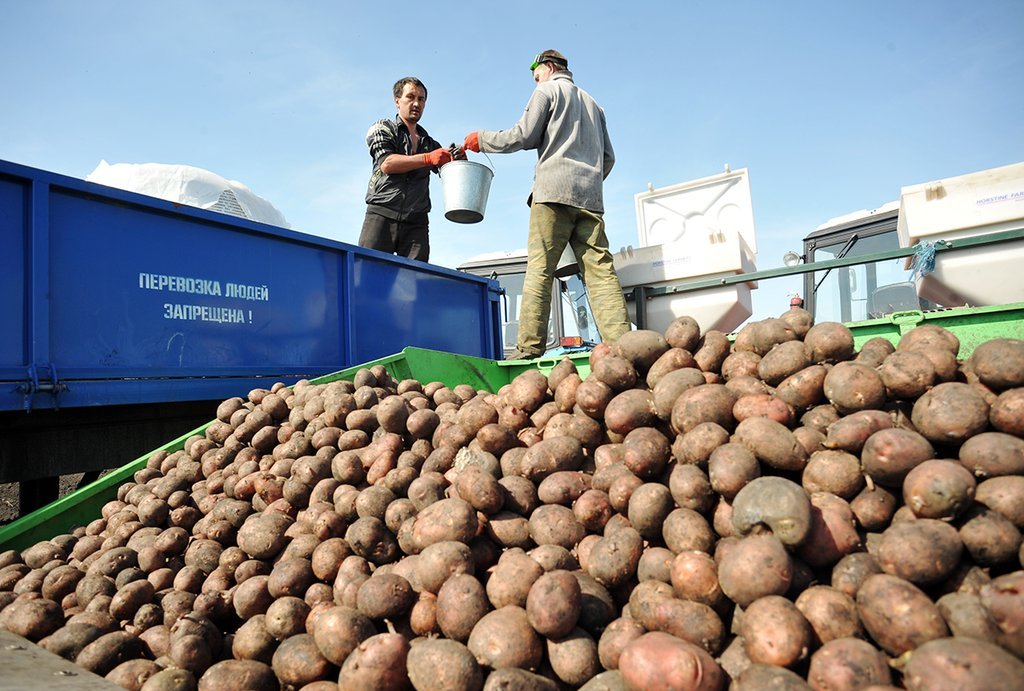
[
  {"xmin": 616, "ymin": 167, "xmax": 757, "ymax": 334},
  {"xmin": 897, "ymin": 161, "xmax": 1024, "ymax": 306}
]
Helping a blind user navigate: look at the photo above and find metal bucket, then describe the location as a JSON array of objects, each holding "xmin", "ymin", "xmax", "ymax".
[{"xmin": 439, "ymin": 160, "xmax": 494, "ymax": 224}]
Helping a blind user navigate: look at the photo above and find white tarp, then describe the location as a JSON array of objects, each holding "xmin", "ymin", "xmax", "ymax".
[{"xmin": 86, "ymin": 160, "xmax": 290, "ymax": 228}]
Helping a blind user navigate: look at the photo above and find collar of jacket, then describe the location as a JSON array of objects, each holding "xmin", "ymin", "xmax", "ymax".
[{"xmin": 392, "ymin": 114, "xmax": 429, "ymax": 140}]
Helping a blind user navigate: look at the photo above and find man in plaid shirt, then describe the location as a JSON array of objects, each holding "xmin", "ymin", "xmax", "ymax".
[{"xmin": 359, "ymin": 77, "xmax": 464, "ymax": 262}]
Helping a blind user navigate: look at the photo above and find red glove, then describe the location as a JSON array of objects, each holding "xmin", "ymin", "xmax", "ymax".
[
  {"xmin": 423, "ymin": 147, "xmax": 453, "ymax": 167},
  {"xmin": 464, "ymin": 132, "xmax": 480, "ymax": 153}
]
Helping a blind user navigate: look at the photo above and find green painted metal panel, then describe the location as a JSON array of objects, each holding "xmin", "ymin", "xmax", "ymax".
[{"xmin": 847, "ymin": 302, "xmax": 1024, "ymax": 358}]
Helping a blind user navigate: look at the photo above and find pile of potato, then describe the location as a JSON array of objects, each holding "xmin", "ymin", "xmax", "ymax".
[{"xmin": 1, "ymin": 310, "xmax": 1023, "ymax": 691}]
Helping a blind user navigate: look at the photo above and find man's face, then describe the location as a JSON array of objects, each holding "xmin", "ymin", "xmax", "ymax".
[{"xmin": 395, "ymin": 83, "xmax": 427, "ymax": 124}]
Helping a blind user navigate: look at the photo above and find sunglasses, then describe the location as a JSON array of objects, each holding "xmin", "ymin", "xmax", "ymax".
[{"xmin": 530, "ymin": 54, "xmax": 567, "ymax": 71}]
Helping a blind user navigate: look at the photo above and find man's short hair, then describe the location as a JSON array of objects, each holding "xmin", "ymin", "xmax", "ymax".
[
  {"xmin": 393, "ymin": 77, "xmax": 427, "ymax": 99},
  {"xmin": 537, "ymin": 50, "xmax": 568, "ymax": 71}
]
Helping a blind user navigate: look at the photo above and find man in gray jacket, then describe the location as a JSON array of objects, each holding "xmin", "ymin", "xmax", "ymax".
[{"xmin": 464, "ymin": 50, "xmax": 630, "ymax": 359}]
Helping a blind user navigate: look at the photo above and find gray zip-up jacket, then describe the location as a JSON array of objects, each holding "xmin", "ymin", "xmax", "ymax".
[{"xmin": 479, "ymin": 71, "xmax": 614, "ymax": 213}]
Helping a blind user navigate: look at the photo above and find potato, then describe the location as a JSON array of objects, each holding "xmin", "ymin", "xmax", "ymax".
[
  {"xmin": 140, "ymin": 668, "xmax": 197, "ymax": 691},
  {"xmin": 271, "ymin": 633, "xmax": 334, "ymax": 688},
  {"xmin": 467, "ymin": 606, "xmax": 543, "ymax": 671},
  {"xmin": 717, "ymin": 534, "xmax": 793, "ymax": 608},
  {"xmin": 662, "ymin": 508, "xmax": 715, "ymax": 555},
  {"xmin": 236, "ymin": 512, "xmax": 292, "ymax": 560},
  {"xmin": 76, "ymin": 630, "xmax": 146, "ymax": 676},
  {"xmin": 990, "ymin": 387, "xmax": 1024, "ymax": 436},
  {"xmin": 876, "ymin": 518, "xmax": 963, "ymax": 585},
  {"xmin": 937, "ymin": 591, "xmax": 1002, "ymax": 642},
  {"xmin": 617, "ymin": 631, "xmax": 724, "ymax": 691},
  {"xmin": 741, "ymin": 595, "xmax": 812, "ymax": 667},
  {"xmin": 801, "ymin": 449, "xmax": 864, "ymax": 499},
  {"xmin": 105, "ymin": 659, "xmax": 163, "ymax": 691},
  {"xmin": 646, "ymin": 348, "xmax": 698, "ymax": 389},
  {"xmin": 806, "ymin": 637, "xmax": 891, "ymax": 690},
  {"xmin": 652, "ymin": 368, "xmax": 706, "ymax": 420},
  {"xmin": 356, "ymin": 573, "xmax": 414, "ymax": 622},
  {"xmin": 794, "ymin": 585, "xmax": 863, "ymax": 644},
  {"xmin": 626, "ymin": 483, "xmax": 674, "ymax": 541},
  {"xmin": 855, "ymin": 574, "xmax": 948, "ymax": 656},
  {"xmin": 306, "ymin": 605, "xmax": 373, "ymax": 667},
  {"xmin": 197, "ymin": 660, "xmax": 276, "ymax": 691},
  {"xmin": 628, "ymin": 589, "xmax": 724, "ymax": 655},
  {"xmin": 603, "ymin": 389, "xmax": 659, "ymax": 435},
  {"xmin": 526, "ymin": 569, "xmax": 581, "ymax": 639},
  {"xmin": 527, "ymin": 503, "xmax": 584, "ymax": 550},
  {"xmin": 615, "ymin": 329, "xmax": 670, "ymax": 373},
  {"xmin": 730, "ymin": 663, "xmax": 811, "ymax": 691},
  {"xmin": 966, "ymin": 338, "xmax": 1024, "ymax": 391},
  {"xmin": 733, "ymin": 417, "xmax": 808, "ymax": 472},
  {"xmin": 794, "ymin": 492, "xmax": 861, "ymax": 569},
  {"xmin": 486, "ymin": 550, "xmax": 544, "ymax": 609},
  {"xmin": 804, "ymin": 322, "xmax": 855, "ymax": 364},
  {"xmin": 230, "ymin": 614, "xmax": 277, "ymax": 664},
  {"xmin": 911, "ymin": 382, "xmax": 990, "ymax": 445},
  {"xmin": 110, "ymin": 579, "xmax": 156, "ymax": 622},
  {"xmin": 671, "ymin": 385, "xmax": 737, "ymax": 434},
  {"xmin": 731, "ymin": 476, "xmax": 812, "ymax": 547},
  {"xmin": 0, "ymin": 592, "xmax": 58, "ymax": 637},
  {"xmin": 519, "ymin": 436, "xmax": 585, "ymax": 482},
  {"xmin": 902, "ymin": 637, "xmax": 1024, "ymax": 691},
  {"xmin": 773, "ymin": 365, "xmax": 828, "ymax": 414},
  {"xmin": 959, "ymin": 431, "xmax": 1024, "ymax": 478},
  {"xmin": 861, "ymin": 427, "xmax": 935, "ymax": 488},
  {"xmin": 592, "ymin": 354, "xmax": 639, "ymax": 392},
  {"xmin": 406, "ymin": 638, "xmax": 483, "ymax": 691},
  {"xmin": 878, "ymin": 349, "xmax": 936, "ymax": 400},
  {"xmin": 903, "ymin": 459, "xmax": 976, "ymax": 519},
  {"xmin": 584, "ymin": 527, "xmax": 643, "ymax": 589},
  {"xmin": 434, "ymin": 573, "xmax": 490, "ymax": 643},
  {"xmin": 959, "ymin": 505, "xmax": 1023, "ymax": 567},
  {"xmin": 547, "ymin": 626, "xmax": 602, "ymax": 687}
]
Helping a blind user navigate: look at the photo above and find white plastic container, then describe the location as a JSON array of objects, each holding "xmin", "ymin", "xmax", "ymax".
[
  {"xmin": 897, "ymin": 161, "xmax": 1024, "ymax": 306},
  {"xmin": 616, "ymin": 167, "xmax": 758, "ymax": 334}
]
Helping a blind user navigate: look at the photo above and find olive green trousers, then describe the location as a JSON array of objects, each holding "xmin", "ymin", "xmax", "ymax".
[{"xmin": 517, "ymin": 202, "xmax": 631, "ymax": 355}]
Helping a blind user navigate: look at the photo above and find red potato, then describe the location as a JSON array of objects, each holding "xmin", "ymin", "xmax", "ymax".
[
  {"xmin": 911, "ymin": 382, "xmax": 991, "ymax": 445},
  {"xmin": 856, "ymin": 574, "xmax": 949, "ymax": 656},
  {"xmin": 990, "ymin": 387, "xmax": 1024, "ymax": 436},
  {"xmin": 741, "ymin": 595, "xmax": 813, "ymax": 668},
  {"xmin": 337, "ymin": 633, "xmax": 411, "ymax": 691},
  {"xmin": 902, "ymin": 637, "xmax": 1024, "ymax": 691},
  {"xmin": 823, "ymin": 361, "xmax": 886, "ymax": 414},
  {"xmin": 466, "ymin": 606, "xmax": 543, "ymax": 672},
  {"xmin": 806, "ymin": 637, "xmax": 892, "ymax": 690},
  {"xmin": 617, "ymin": 631, "xmax": 725, "ymax": 691},
  {"xmin": 717, "ymin": 534, "xmax": 793, "ymax": 608},
  {"xmin": 966, "ymin": 337, "xmax": 1024, "ymax": 391},
  {"xmin": 902, "ymin": 459, "xmax": 976, "ymax": 520}
]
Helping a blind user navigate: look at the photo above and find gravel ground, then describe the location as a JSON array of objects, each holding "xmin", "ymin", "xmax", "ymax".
[{"xmin": 0, "ymin": 471, "xmax": 117, "ymax": 528}]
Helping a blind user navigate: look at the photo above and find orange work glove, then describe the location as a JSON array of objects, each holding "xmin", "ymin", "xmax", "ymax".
[
  {"xmin": 423, "ymin": 147, "xmax": 453, "ymax": 167},
  {"xmin": 464, "ymin": 132, "xmax": 480, "ymax": 153}
]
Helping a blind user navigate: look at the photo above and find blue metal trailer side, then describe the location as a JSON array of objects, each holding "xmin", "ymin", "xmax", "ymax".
[
  {"xmin": 0, "ymin": 158, "xmax": 502, "ymax": 413},
  {"xmin": 0, "ymin": 158, "xmax": 502, "ymax": 508}
]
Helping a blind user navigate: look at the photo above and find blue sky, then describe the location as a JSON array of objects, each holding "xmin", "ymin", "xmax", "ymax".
[{"xmin": 3, "ymin": 1, "xmax": 1022, "ymax": 322}]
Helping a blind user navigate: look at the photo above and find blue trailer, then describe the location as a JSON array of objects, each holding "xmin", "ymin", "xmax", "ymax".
[{"xmin": 0, "ymin": 159, "xmax": 502, "ymax": 509}]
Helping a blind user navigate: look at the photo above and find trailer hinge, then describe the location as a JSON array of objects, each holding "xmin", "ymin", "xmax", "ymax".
[{"xmin": 16, "ymin": 363, "xmax": 67, "ymax": 412}]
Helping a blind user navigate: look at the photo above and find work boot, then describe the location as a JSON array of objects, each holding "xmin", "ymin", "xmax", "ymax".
[{"xmin": 505, "ymin": 347, "xmax": 541, "ymax": 361}]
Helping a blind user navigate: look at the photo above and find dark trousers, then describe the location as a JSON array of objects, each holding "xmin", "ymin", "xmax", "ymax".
[{"xmin": 358, "ymin": 210, "xmax": 430, "ymax": 262}]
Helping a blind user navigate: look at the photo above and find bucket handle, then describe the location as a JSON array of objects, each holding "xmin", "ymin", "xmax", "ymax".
[{"xmin": 473, "ymin": 151, "xmax": 496, "ymax": 175}]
